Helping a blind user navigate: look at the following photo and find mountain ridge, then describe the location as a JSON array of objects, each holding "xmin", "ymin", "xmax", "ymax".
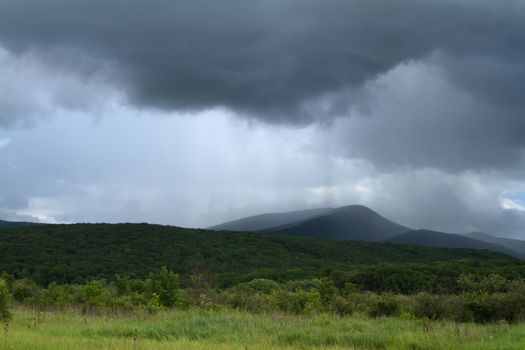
[
  {"xmin": 208, "ymin": 207, "xmax": 333, "ymax": 232},
  {"xmin": 386, "ymin": 229, "xmax": 525, "ymax": 259},
  {"xmin": 211, "ymin": 204, "xmax": 525, "ymax": 259},
  {"xmin": 270, "ymin": 205, "xmax": 411, "ymax": 241},
  {"xmin": 0, "ymin": 219, "xmax": 41, "ymax": 229}
]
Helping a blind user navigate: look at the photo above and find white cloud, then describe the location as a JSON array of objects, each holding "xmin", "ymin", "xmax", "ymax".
[{"xmin": 501, "ymin": 198, "xmax": 525, "ymax": 212}]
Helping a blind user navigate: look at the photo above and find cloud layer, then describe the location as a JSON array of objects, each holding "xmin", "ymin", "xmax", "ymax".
[
  {"xmin": 1, "ymin": 1, "xmax": 525, "ymax": 236},
  {"xmin": 1, "ymin": 0, "xmax": 524, "ymax": 123}
]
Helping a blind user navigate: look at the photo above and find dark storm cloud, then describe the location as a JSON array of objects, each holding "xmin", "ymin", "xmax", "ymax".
[{"xmin": 0, "ymin": 0, "xmax": 523, "ymax": 124}]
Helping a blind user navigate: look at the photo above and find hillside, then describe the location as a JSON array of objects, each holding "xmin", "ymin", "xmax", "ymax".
[
  {"xmin": 387, "ymin": 229, "xmax": 525, "ymax": 259},
  {"xmin": 270, "ymin": 205, "xmax": 411, "ymax": 241},
  {"xmin": 0, "ymin": 219, "xmax": 39, "ymax": 229},
  {"xmin": 209, "ymin": 207, "xmax": 332, "ymax": 231},
  {"xmin": 0, "ymin": 223, "xmax": 519, "ymax": 289},
  {"xmin": 463, "ymin": 232, "xmax": 525, "ymax": 257}
]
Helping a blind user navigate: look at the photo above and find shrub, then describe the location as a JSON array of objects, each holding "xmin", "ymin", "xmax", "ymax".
[
  {"xmin": 318, "ymin": 278, "xmax": 338, "ymax": 307},
  {"xmin": 145, "ymin": 266, "xmax": 185, "ymax": 308},
  {"xmin": 79, "ymin": 280, "xmax": 109, "ymax": 311},
  {"xmin": 331, "ymin": 296, "xmax": 353, "ymax": 316},
  {"xmin": 478, "ymin": 274, "xmax": 508, "ymax": 293},
  {"xmin": 411, "ymin": 292, "xmax": 468, "ymax": 321},
  {"xmin": 11, "ymin": 278, "xmax": 40, "ymax": 303},
  {"xmin": 143, "ymin": 292, "xmax": 162, "ymax": 315},
  {"xmin": 463, "ymin": 292, "xmax": 501, "ymax": 323},
  {"xmin": 235, "ymin": 278, "xmax": 280, "ymax": 294},
  {"xmin": 269, "ymin": 289, "xmax": 321, "ymax": 314},
  {"xmin": 38, "ymin": 282, "xmax": 75, "ymax": 310},
  {"xmin": 285, "ymin": 279, "xmax": 321, "ymax": 292},
  {"xmin": 0, "ymin": 279, "xmax": 12, "ymax": 322},
  {"xmin": 457, "ymin": 274, "xmax": 477, "ymax": 293},
  {"xmin": 224, "ymin": 289, "xmax": 272, "ymax": 313},
  {"xmin": 343, "ymin": 282, "xmax": 357, "ymax": 296},
  {"xmin": 189, "ymin": 273, "xmax": 219, "ymax": 307},
  {"xmin": 366, "ymin": 293, "xmax": 400, "ymax": 318}
]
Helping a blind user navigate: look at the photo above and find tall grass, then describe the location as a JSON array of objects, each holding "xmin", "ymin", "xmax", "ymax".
[{"xmin": 3, "ymin": 307, "xmax": 524, "ymax": 350}]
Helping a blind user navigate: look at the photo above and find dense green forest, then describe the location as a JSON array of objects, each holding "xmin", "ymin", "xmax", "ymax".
[
  {"xmin": 0, "ymin": 223, "xmax": 523, "ymax": 292},
  {"xmin": 2, "ymin": 223, "xmax": 525, "ymax": 324}
]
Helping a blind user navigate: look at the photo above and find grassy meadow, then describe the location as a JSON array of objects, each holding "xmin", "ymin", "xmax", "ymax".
[{"xmin": 3, "ymin": 307, "xmax": 525, "ymax": 350}]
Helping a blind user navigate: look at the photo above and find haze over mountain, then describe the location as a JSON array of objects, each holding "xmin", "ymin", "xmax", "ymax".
[
  {"xmin": 270, "ymin": 205, "xmax": 410, "ymax": 241},
  {"xmin": 387, "ymin": 229, "xmax": 525, "ymax": 259},
  {"xmin": 209, "ymin": 207, "xmax": 333, "ymax": 232},
  {"xmin": 211, "ymin": 205, "xmax": 410, "ymax": 241},
  {"xmin": 212, "ymin": 204, "xmax": 525, "ymax": 259},
  {"xmin": 462, "ymin": 232, "xmax": 525, "ymax": 257},
  {"xmin": 0, "ymin": 219, "xmax": 39, "ymax": 229}
]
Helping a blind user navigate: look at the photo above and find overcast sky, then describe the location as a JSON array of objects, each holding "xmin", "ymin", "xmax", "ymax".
[{"xmin": 1, "ymin": 0, "xmax": 525, "ymax": 237}]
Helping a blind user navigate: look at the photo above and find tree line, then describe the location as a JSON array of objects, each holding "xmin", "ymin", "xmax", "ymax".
[{"xmin": 2, "ymin": 267, "xmax": 525, "ymax": 324}]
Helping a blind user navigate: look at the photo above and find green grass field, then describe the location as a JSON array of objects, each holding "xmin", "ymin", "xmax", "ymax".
[{"xmin": 3, "ymin": 308, "xmax": 525, "ymax": 350}]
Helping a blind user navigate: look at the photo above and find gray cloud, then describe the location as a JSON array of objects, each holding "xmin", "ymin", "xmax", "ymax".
[
  {"xmin": 0, "ymin": 47, "xmax": 119, "ymax": 128},
  {"xmin": 352, "ymin": 169, "xmax": 525, "ymax": 237},
  {"xmin": 0, "ymin": 0, "xmax": 523, "ymax": 124},
  {"xmin": 1, "ymin": 1, "xmax": 525, "ymax": 236},
  {"xmin": 1, "ymin": 108, "xmax": 524, "ymax": 236},
  {"xmin": 324, "ymin": 60, "xmax": 525, "ymax": 172}
]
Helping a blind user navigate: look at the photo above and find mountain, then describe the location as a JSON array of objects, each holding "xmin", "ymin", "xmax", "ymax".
[
  {"xmin": 387, "ymin": 229, "xmax": 525, "ymax": 259},
  {"xmin": 209, "ymin": 204, "xmax": 525, "ymax": 258},
  {"xmin": 209, "ymin": 207, "xmax": 333, "ymax": 232},
  {"xmin": 269, "ymin": 205, "xmax": 411, "ymax": 241},
  {"xmin": 462, "ymin": 232, "xmax": 525, "ymax": 257},
  {"xmin": 0, "ymin": 219, "xmax": 40, "ymax": 229}
]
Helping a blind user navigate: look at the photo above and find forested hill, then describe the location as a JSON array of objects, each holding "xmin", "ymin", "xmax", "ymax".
[
  {"xmin": 0, "ymin": 219, "xmax": 40, "ymax": 229},
  {"xmin": 0, "ymin": 223, "xmax": 522, "ymax": 290}
]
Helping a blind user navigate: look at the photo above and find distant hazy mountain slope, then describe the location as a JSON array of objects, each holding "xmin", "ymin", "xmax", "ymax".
[
  {"xmin": 208, "ymin": 207, "xmax": 333, "ymax": 232},
  {"xmin": 0, "ymin": 220, "xmax": 40, "ymax": 229},
  {"xmin": 271, "ymin": 205, "xmax": 411, "ymax": 241},
  {"xmin": 388, "ymin": 229, "xmax": 524, "ymax": 259},
  {"xmin": 463, "ymin": 232, "xmax": 525, "ymax": 256}
]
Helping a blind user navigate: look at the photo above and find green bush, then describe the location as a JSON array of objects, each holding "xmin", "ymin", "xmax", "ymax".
[
  {"xmin": 343, "ymin": 282, "xmax": 357, "ymax": 296},
  {"xmin": 38, "ymin": 282, "xmax": 76, "ymax": 310},
  {"xmin": 269, "ymin": 289, "xmax": 321, "ymax": 314},
  {"xmin": 114, "ymin": 275, "xmax": 146, "ymax": 296},
  {"xmin": 465, "ymin": 291, "xmax": 525, "ymax": 323},
  {"xmin": 145, "ymin": 266, "xmax": 185, "ymax": 308},
  {"xmin": 143, "ymin": 292, "xmax": 162, "ymax": 315},
  {"xmin": 318, "ymin": 278, "xmax": 338, "ymax": 307},
  {"xmin": 478, "ymin": 274, "xmax": 508, "ymax": 293},
  {"xmin": 412, "ymin": 292, "xmax": 467, "ymax": 321},
  {"xmin": 366, "ymin": 293, "xmax": 400, "ymax": 318},
  {"xmin": 11, "ymin": 278, "xmax": 40, "ymax": 303},
  {"xmin": 234, "ymin": 278, "xmax": 280, "ymax": 294},
  {"xmin": 331, "ymin": 296, "xmax": 353, "ymax": 316},
  {"xmin": 0, "ymin": 279, "xmax": 12, "ymax": 322},
  {"xmin": 285, "ymin": 279, "xmax": 321, "ymax": 292},
  {"xmin": 225, "ymin": 290, "xmax": 272, "ymax": 313},
  {"xmin": 463, "ymin": 292, "xmax": 501, "ymax": 323},
  {"xmin": 79, "ymin": 280, "xmax": 111, "ymax": 311}
]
